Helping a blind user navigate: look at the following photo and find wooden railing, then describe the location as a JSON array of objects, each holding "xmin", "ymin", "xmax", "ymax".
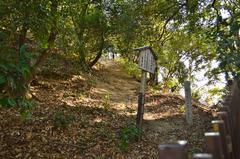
[{"xmin": 158, "ymin": 80, "xmax": 240, "ymax": 159}]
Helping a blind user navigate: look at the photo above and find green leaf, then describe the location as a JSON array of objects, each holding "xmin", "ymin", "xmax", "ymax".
[
  {"xmin": 19, "ymin": 44, "xmax": 28, "ymax": 56},
  {"xmin": 7, "ymin": 98, "xmax": 17, "ymax": 107},
  {"xmin": 0, "ymin": 63, "xmax": 8, "ymax": 72},
  {"xmin": 0, "ymin": 75, "xmax": 6, "ymax": 84},
  {"xmin": 20, "ymin": 111, "xmax": 32, "ymax": 121},
  {"xmin": 7, "ymin": 76, "xmax": 16, "ymax": 90},
  {"xmin": 0, "ymin": 98, "xmax": 8, "ymax": 106},
  {"xmin": 0, "ymin": 98, "xmax": 16, "ymax": 107},
  {"xmin": 21, "ymin": 66, "xmax": 31, "ymax": 80}
]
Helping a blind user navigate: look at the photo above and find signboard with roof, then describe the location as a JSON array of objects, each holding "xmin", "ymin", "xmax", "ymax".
[{"xmin": 134, "ymin": 46, "xmax": 157, "ymax": 140}]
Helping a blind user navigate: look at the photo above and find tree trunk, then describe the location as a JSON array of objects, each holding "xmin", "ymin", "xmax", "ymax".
[{"xmin": 89, "ymin": 34, "xmax": 104, "ymax": 68}]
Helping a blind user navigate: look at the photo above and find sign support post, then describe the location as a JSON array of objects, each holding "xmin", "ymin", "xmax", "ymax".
[{"xmin": 136, "ymin": 70, "xmax": 147, "ymax": 139}]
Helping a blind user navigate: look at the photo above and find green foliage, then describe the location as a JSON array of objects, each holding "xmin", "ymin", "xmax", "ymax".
[
  {"xmin": 206, "ymin": 87, "xmax": 224, "ymax": 104},
  {"xmin": 0, "ymin": 97, "xmax": 34, "ymax": 121},
  {"xmin": 149, "ymin": 84, "xmax": 161, "ymax": 94},
  {"xmin": 119, "ymin": 125, "xmax": 140, "ymax": 151},
  {"xmin": 0, "ymin": 44, "xmax": 32, "ymax": 99},
  {"xmin": 117, "ymin": 58, "xmax": 141, "ymax": 79},
  {"xmin": 0, "ymin": 97, "xmax": 16, "ymax": 107},
  {"xmin": 166, "ymin": 78, "xmax": 179, "ymax": 89},
  {"xmin": 191, "ymin": 89, "xmax": 201, "ymax": 101},
  {"xmin": 0, "ymin": 45, "xmax": 34, "ymax": 120},
  {"xmin": 18, "ymin": 98, "xmax": 34, "ymax": 121},
  {"xmin": 1, "ymin": 0, "xmax": 238, "ymax": 105},
  {"xmin": 52, "ymin": 110, "xmax": 76, "ymax": 128},
  {"xmin": 208, "ymin": 87, "xmax": 224, "ymax": 96},
  {"xmin": 103, "ymin": 93, "xmax": 112, "ymax": 110},
  {"xmin": 179, "ymin": 105, "xmax": 186, "ymax": 113}
]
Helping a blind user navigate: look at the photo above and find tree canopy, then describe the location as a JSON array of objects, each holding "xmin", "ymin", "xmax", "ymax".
[{"xmin": 0, "ymin": 0, "xmax": 240, "ymax": 103}]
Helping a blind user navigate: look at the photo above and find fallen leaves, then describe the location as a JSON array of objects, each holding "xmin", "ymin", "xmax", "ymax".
[{"xmin": 0, "ymin": 60, "xmax": 213, "ymax": 158}]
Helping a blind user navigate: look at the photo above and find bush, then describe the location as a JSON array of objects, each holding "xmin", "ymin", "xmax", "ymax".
[
  {"xmin": 0, "ymin": 45, "xmax": 34, "ymax": 120},
  {"xmin": 119, "ymin": 125, "xmax": 140, "ymax": 151},
  {"xmin": 0, "ymin": 44, "xmax": 32, "ymax": 99},
  {"xmin": 0, "ymin": 97, "xmax": 34, "ymax": 121},
  {"xmin": 117, "ymin": 58, "xmax": 141, "ymax": 80}
]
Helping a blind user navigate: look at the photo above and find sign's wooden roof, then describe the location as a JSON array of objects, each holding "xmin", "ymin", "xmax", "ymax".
[{"xmin": 134, "ymin": 46, "xmax": 157, "ymax": 60}]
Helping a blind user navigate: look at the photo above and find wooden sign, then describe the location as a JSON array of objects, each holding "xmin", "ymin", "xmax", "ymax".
[
  {"xmin": 134, "ymin": 46, "xmax": 156, "ymax": 140},
  {"xmin": 137, "ymin": 46, "xmax": 156, "ymax": 74}
]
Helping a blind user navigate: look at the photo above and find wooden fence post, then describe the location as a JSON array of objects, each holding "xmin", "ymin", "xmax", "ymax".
[
  {"xmin": 184, "ymin": 81, "xmax": 193, "ymax": 125},
  {"xmin": 211, "ymin": 120, "xmax": 230, "ymax": 159},
  {"xmin": 217, "ymin": 112, "xmax": 235, "ymax": 159},
  {"xmin": 217, "ymin": 112, "xmax": 233, "ymax": 138},
  {"xmin": 204, "ymin": 132, "xmax": 224, "ymax": 159},
  {"xmin": 158, "ymin": 144, "xmax": 188, "ymax": 159},
  {"xmin": 193, "ymin": 154, "xmax": 213, "ymax": 159}
]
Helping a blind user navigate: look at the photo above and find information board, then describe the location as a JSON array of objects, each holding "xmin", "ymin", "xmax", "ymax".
[{"xmin": 138, "ymin": 49, "xmax": 156, "ymax": 74}]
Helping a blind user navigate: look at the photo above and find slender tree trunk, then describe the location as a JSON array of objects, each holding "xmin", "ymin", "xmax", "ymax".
[{"xmin": 89, "ymin": 34, "xmax": 104, "ymax": 68}]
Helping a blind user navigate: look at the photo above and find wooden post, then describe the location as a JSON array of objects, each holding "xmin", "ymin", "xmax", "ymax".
[
  {"xmin": 193, "ymin": 154, "xmax": 213, "ymax": 159},
  {"xmin": 204, "ymin": 132, "xmax": 224, "ymax": 159},
  {"xmin": 136, "ymin": 70, "xmax": 147, "ymax": 139},
  {"xmin": 217, "ymin": 112, "xmax": 233, "ymax": 138},
  {"xmin": 217, "ymin": 112, "xmax": 235, "ymax": 159},
  {"xmin": 158, "ymin": 144, "xmax": 188, "ymax": 159},
  {"xmin": 211, "ymin": 120, "xmax": 230, "ymax": 159},
  {"xmin": 184, "ymin": 81, "xmax": 193, "ymax": 125}
]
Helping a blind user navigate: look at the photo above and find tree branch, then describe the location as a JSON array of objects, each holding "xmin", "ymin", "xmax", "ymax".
[{"xmin": 155, "ymin": 3, "xmax": 186, "ymax": 42}]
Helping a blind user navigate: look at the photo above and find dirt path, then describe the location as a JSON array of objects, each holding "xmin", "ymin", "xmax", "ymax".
[
  {"xmin": 89, "ymin": 60, "xmax": 139, "ymax": 111},
  {"xmin": 89, "ymin": 60, "xmax": 212, "ymax": 155}
]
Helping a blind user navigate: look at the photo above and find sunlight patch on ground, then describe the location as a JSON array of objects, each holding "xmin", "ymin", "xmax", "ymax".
[{"xmin": 144, "ymin": 112, "xmax": 182, "ymax": 120}]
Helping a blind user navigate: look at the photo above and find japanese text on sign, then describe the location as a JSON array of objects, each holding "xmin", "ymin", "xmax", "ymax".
[{"xmin": 138, "ymin": 49, "xmax": 156, "ymax": 74}]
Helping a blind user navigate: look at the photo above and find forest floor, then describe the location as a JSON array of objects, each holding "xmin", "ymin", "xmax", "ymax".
[{"xmin": 0, "ymin": 58, "xmax": 213, "ymax": 159}]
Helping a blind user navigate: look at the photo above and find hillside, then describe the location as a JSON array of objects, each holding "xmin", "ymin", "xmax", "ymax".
[{"xmin": 0, "ymin": 59, "xmax": 213, "ymax": 158}]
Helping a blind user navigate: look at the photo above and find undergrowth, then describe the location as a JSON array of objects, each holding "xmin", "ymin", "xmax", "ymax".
[
  {"xmin": 117, "ymin": 58, "xmax": 141, "ymax": 80},
  {"xmin": 0, "ymin": 44, "xmax": 34, "ymax": 121},
  {"xmin": 119, "ymin": 125, "xmax": 140, "ymax": 151}
]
